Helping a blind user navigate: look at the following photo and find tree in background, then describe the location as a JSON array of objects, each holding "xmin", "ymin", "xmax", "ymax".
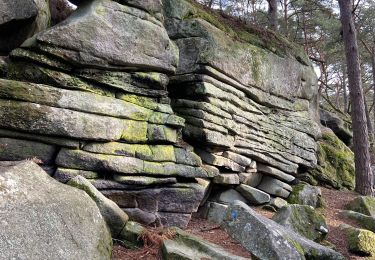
[{"xmin": 338, "ymin": 0, "xmax": 373, "ymax": 195}]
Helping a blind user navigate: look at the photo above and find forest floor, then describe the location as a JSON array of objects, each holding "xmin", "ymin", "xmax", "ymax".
[{"xmin": 112, "ymin": 187, "xmax": 369, "ymax": 260}]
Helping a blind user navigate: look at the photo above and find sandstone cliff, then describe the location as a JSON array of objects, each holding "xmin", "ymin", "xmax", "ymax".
[{"xmin": 0, "ymin": 0, "xmax": 320, "ymax": 227}]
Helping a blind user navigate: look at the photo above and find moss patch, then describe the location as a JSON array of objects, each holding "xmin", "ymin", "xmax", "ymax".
[{"xmin": 310, "ymin": 132, "xmax": 355, "ymax": 190}]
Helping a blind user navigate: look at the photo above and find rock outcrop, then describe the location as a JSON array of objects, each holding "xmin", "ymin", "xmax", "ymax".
[
  {"xmin": 0, "ymin": 0, "xmax": 322, "ymax": 227},
  {"xmin": 0, "ymin": 161, "xmax": 112, "ymax": 260},
  {"xmin": 2, "ymin": 0, "xmax": 211, "ymax": 228},
  {"xmin": 163, "ymin": 0, "xmax": 320, "ymax": 200}
]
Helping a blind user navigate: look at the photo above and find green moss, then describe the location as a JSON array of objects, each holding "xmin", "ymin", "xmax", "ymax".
[
  {"xmin": 347, "ymin": 196, "xmax": 375, "ymax": 217},
  {"xmin": 287, "ymin": 183, "xmax": 305, "ymax": 205},
  {"xmin": 121, "ymin": 120, "xmax": 148, "ymax": 143},
  {"xmin": 285, "ymin": 237, "xmax": 305, "ymax": 257},
  {"xmin": 310, "ymin": 132, "xmax": 355, "ymax": 190},
  {"xmin": 345, "ymin": 227, "xmax": 375, "ymax": 256}
]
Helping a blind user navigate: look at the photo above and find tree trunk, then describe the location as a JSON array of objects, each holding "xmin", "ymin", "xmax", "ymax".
[
  {"xmin": 342, "ymin": 65, "xmax": 348, "ymax": 113},
  {"xmin": 338, "ymin": 0, "xmax": 374, "ymax": 195},
  {"xmin": 372, "ymin": 53, "xmax": 375, "ymax": 136},
  {"xmin": 364, "ymin": 95, "xmax": 374, "ymax": 142},
  {"xmin": 267, "ymin": 0, "xmax": 278, "ymax": 31}
]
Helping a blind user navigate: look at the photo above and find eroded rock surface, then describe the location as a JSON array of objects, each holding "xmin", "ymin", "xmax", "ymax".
[{"xmin": 0, "ymin": 161, "xmax": 112, "ymax": 260}]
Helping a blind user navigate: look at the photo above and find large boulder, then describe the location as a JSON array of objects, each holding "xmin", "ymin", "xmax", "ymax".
[
  {"xmin": 346, "ymin": 196, "xmax": 375, "ymax": 217},
  {"xmin": 272, "ymin": 204, "xmax": 328, "ymax": 242},
  {"xmin": 287, "ymin": 182, "xmax": 323, "ymax": 208},
  {"xmin": 25, "ymin": 0, "xmax": 178, "ymax": 72},
  {"xmin": 68, "ymin": 175, "xmax": 129, "ymax": 238},
  {"xmin": 161, "ymin": 228, "xmax": 249, "ymax": 260},
  {"xmin": 0, "ymin": 0, "xmax": 50, "ymax": 53},
  {"xmin": 222, "ymin": 201, "xmax": 344, "ymax": 260},
  {"xmin": 0, "ymin": 161, "xmax": 112, "ymax": 259},
  {"xmin": 343, "ymin": 210, "xmax": 375, "ymax": 233},
  {"xmin": 340, "ymin": 224, "xmax": 375, "ymax": 257}
]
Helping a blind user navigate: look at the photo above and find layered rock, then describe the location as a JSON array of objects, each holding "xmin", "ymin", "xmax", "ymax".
[
  {"xmin": 163, "ymin": 0, "xmax": 320, "ymax": 201},
  {"xmin": 1, "ymin": 0, "xmax": 212, "ymax": 228}
]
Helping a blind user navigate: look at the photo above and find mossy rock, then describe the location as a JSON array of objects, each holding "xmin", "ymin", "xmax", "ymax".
[
  {"xmin": 272, "ymin": 204, "xmax": 328, "ymax": 242},
  {"xmin": 340, "ymin": 224, "xmax": 375, "ymax": 256},
  {"xmin": 343, "ymin": 210, "xmax": 375, "ymax": 233},
  {"xmin": 310, "ymin": 132, "xmax": 355, "ymax": 190},
  {"xmin": 346, "ymin": 196, "xmax": 375, "ymax": 217},
  {"xmin": 287, "ymin": 183, "xmax": 323, "ymax": 208}
]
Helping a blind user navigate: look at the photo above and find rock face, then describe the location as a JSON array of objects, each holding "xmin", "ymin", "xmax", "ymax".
[
  {"xmin": 222, "ymin": 201, "xmax": 344, "ymax": 260},
  {"xmin": 320, "ymin": 109, "xmax": 352, "ymax": 146},
  {"xmin": 0, "ymin": 0, "xmax": 322, "ymax": 227},
  {"xmin": 2, "ymin": 0, "xmax": 211, "ymax": 228},
  {"xmin": 310, "ymin": 129, "xmax": 355, "ymax": 190},
  {"xmin": 164, "ymin": 0, "xmax": 320, "ymax": 200},
  {"xmin": 0, "ymin": 161, "xmax": 112, "ymax": 260}
]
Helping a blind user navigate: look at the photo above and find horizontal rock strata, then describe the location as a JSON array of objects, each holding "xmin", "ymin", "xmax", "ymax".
[
  {"xmin": 0, "ymin": 0, "xmax": 212, "ymax": 228},
  {"xmin": 163, "ymin": 0, "xmax": 320, "ymax": 201}
]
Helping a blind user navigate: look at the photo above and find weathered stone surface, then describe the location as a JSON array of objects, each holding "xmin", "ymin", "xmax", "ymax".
[
  {"xmin": 217, "ymin": 189, "xmax": 247, "ymax": 205},
  {"xmin": 222, "ymin": 201, "xmax": 344, "ymax": 260},
  {"xmin": 114, "ymin": 175, "xmax": 177, "ymax": 186},
  {"xmin": 343, "ymin": 210, "xmax": 375, "ymax": 233},
  {"xmin": 320, "ymin": 109, "xmax": 352, "ymax": 145},
  {"xmin": 0, "ymin": 137, "xmax": 56, "ymax": 164},
  {"xmin": 269, "ymin": 197, "xmax": 288, "ymax": 210},
  {"xmin": 0, "ymin": 99, "xmax": 124, "ymax": 141},
  {"xmin": 340, "ymin": 224, "xmax": 375, "ymax": 257},
  {"xmin": 56, "ymin": 148, "xmax": 209, "ymax": 178},
  {"xmin": 272, "ymin": 205, "xmax": 328, "ymax": 242},
  {"xmin": 161, "ymin": 228, "xmax": 249, "ymax": 260},
  {"xmin": 236, "ymin": 184, "xmax": 270, "ymax": 205},
  {"xmin": 68, "ymin": 176, "xmax": 129, "ymax": 238},
  {"xmin": 257, "ymin": 176, "xmax": 292, "ymax": 198},
  {"xmin": 222, "ymin": 151, "xmax": 252, "ymax": 167},
  {"xmin": 257, "ymin": 163, "xmax": 295, "ymax": 183},
  {"xmin": 123, "ymin": 208, "xmax": 157, "ymax": 226},
  {"xmin": 54, "ymin": 168, "xmax": 99, "ymax": 183},
  {"xmin": 29, "ymin": 0, "xmax": 178, "ymax": 72},
  {"xmin": 0, "ymin": 161, "xmax": 112, "ymax": 259},
  {"xmin": 206, "ymin": 202, "xmax": 228, "ymax": 224},
  {"xmin": 310, "ymin": 129, "xmax": 355, "ymax": 190},
  {"xmin": 346, "ymin": 196, "xmax": 375, "ymax": 217},
  {"xmin": 288, "ymin": 183, "xmax": 323, "ymax": 208},
  {"xmin": 213, "ymin": 174, "xmax": 239, "ymax": 185},
  {"xmin": 240, "ymin": 171, "xmax": 263, "ymax": 187},
  {"xmin": 196, "ymin": 148, "xmax": 245, "ymax": 172},
  {"xmin": 118, "ymin": 221, "xmax": 146, "ymax": 248}
]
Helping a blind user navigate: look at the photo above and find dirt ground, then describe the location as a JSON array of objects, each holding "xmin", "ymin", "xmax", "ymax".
[{"xmin": 113, "ymin": 187, "xmax": 371, "ymax": 260}]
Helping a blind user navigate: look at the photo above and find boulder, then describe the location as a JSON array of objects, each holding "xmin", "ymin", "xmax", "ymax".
[
  {"xmin": 29, "ymin": 0, "xmax": 178, "ymax": 72},
  {"xmin": 217, "ymin": 189, "xmax": 247, "ymax": 205},
  {"xmin": 235, "ymin": 184, "xmax": 270, "ymax": 205},
  {"xmin": 340, "ymin": 224, "xmax": 375, "ymax": 257},
  {"xmin": 0, "ymin": 161, "xmax": 112, "ymax": 259},
  {"xmin": 287, "ymin": 182, "xmax": 323, "ymax": 208},
  {"xmin": 257, "ymin": 176, "xmax": 292, "ymax": 198},
  {"xmin": 68, "ymin": 175, "xmax": 129, "ymax": 238},
  {"xmin": 206, "ymin": 202, "xmax": 228, "ymax": 224},
  {"xmin": 222, "ymin": 201, "xmax": 344, "ymax": 260},
  {"xmin": 343, "ymin": 210, "xmax": 375, "ymax": 233},
  {"xmin": 272, "ymin": 205, "xmax": 328, "ymax": 242},
  {"xmin": 161, "ymin": 228, "xmax": 249, "ymax": 260},
  {"xmin": 346, "ymin": 196, "xmax": 375, "ymax": 217},
  {"xmin": 320, "ymin": 109, "xmax": 352, "ymax": 145},
  {"xmin": 269, "ymin": 197, "xmax": 288, "ymax": 209}
]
